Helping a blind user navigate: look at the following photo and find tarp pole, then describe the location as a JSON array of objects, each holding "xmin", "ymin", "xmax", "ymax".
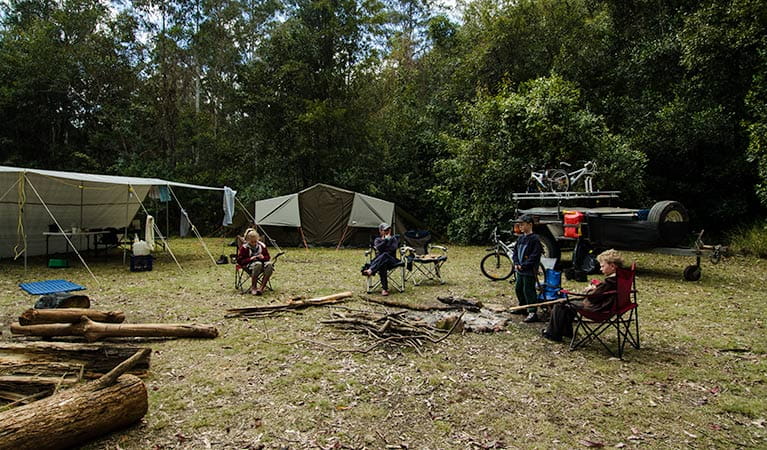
[
  {"xmin": 25, "ymin": 175, "xmax": 100, "ymax": 286},
  {"xmin": 335, "ymin": 225, "xmax": 350, "ymax": 251},
  {"xmin": 132, "ymin": 184, "xmax": 185, "ymax": 272},
  {"xmin": 299, "ymin": 227, "xmax": 309, "ymax": 250},
  {"xmin": 168, "ymin": 186, "xmax": 217, "ymax": 266}
]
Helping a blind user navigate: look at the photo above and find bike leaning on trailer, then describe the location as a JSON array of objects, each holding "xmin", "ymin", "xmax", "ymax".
[{"xmin": 480, "ymin": 227, "xmax": 517, "ymax": 281}]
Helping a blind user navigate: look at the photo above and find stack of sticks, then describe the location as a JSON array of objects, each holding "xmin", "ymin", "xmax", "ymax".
[{"xmin": 320, "ymin": 310, "xmax": 463, "ymax": 354}]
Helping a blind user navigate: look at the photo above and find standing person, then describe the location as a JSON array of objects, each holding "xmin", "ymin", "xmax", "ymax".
[
  {"xmin": 362, "ymin": 222, "xmax": 400, "ymax": 296},
  {"xmin": 542, "ymin": 249, "xmax": 623, "ymax": 341},
  {"xmin": 512, "ymin": 214, "xmax": 543, "ymax": 323},
  {"xmin": 236, "ymin": 228, "xmax": 273, "ymax": 296}
]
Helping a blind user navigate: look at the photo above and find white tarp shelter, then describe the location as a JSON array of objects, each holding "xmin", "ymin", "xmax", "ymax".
[
  {"xmin": 254, "ymin": 184, "xmax": 402, "ymax": 247},
  {"xmin": 0, "ymin": 166, "xmax": 223, "ymax": 265}
]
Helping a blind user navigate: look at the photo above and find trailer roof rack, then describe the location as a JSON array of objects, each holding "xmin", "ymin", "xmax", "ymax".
[{"xmin": 512, "ymin": 191, "xmax": 621, "ymax": 201}]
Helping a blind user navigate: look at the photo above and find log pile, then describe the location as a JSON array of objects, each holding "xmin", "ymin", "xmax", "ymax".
[
  {"xmin": 0, "ymin": 349, "xmax": 150, "ymax": 450},
  {"xmin": 320, "ymin": 310, "xmax": 463, "ymax": 353},
  {"xmin": 226, "ymin": 291, "xmax": 353, "ymax": 318},
  {"xmin": 10, "ymin": 308, "xmax": 218, "ymax": 341}
]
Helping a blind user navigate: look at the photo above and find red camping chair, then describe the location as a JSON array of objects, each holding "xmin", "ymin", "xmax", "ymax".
[{"xmin": 565, "ymin": 263, "xmax": 640, "ymax": 359}]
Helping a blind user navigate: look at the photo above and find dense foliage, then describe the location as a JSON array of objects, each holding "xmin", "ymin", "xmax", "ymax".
[{"xmin": 1, "ymin": 0, "xmax": 765, "ymax": 240}]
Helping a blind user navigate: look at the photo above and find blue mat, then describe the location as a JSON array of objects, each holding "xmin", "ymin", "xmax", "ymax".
[{"xmin": 19, "ymin": 280, "xmax": 86, "ymax": 295}]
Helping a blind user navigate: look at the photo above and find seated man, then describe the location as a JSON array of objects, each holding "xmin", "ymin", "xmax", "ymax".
[
  {"xmin": 362, "ymin": 222, "xmax": 400, "ymax": 296},
  {"xmin": 542, "ymin": 249, "xmax": 623, "ymax": 341},
  {"xmin": 236, "ymin": 228, "xmax": 273, "ymax": 296}
]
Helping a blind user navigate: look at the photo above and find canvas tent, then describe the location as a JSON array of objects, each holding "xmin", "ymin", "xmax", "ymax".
[
  {"xmin": 254, "ymin": 184, "xmax": 406, "ymax": 247},
  {"xmin": 0, "ymin": 166, "xmax": 224, "ymax": 270}
]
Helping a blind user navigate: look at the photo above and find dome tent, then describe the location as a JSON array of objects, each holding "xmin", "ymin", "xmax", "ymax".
[{"xmin": 254, "ymin": 184, "xmax": 408, "ymax": 248}]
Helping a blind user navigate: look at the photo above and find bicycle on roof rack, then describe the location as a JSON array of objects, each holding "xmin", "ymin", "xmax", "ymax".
[{"xmin": 526, "ymin": 160, "xmax": 597, "ymax": 193}]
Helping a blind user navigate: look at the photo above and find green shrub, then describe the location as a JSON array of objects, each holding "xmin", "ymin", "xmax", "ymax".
[{"xmin": 730, "ymin": 221, "xmax": 767, "ymax": 258}]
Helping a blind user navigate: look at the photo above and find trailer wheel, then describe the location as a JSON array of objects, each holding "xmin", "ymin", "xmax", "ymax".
[
  {"xmin": 538, "ymin": 233, "xmax": 560, "ymax": 261},
  {"xmin": 683, "ymin": 264, "xmax": 702, "ymax": 281},
  {"xmin": 649, "ymin": 200, "xmax": 689, "ymax": 246}
]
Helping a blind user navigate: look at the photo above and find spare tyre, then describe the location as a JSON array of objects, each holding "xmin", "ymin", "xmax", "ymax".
[{"xmin": 648, "ymin": 200, "xmax": 689, "ymax": 246}]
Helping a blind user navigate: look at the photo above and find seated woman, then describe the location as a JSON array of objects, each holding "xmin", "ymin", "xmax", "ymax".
[
  {"xmin": 362, "ymin": 222, "xmax": 399, "ymax": 296},
  {"xmin": 542, "ymin": 249, "xmax": 624, "ymax": 342},
  {"xmin": 236, "ymin": 228, "xmax": 273, "ymax": 296}
]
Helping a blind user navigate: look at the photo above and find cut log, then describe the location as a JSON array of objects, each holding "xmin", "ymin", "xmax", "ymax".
[
  {"xmin": 10, "ymin": 317, "xmax": 218, "ymax": 342},
  {"xmin": 18, "ymin": 308, "xmax": 125, "ymax": 326},
  {"xmin": 0, "ymin": 342, "xmax": 150, "ymax": 378},
  {"xmin": 226, "ymin": 291, "xmax": 353, "ymax": 317},
  {"xmin": 0, "ymin": 350, "xmax": 149, "ymax": 450}
]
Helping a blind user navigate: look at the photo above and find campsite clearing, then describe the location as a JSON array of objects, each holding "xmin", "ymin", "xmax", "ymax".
[{"xmin": 1, "ymin": 240, "xmax": 765, "ymax": 448}]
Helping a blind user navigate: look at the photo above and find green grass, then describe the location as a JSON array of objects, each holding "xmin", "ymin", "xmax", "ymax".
[
  {"xmin": 731, "ymin": 221, "xmax": 767, "ymax": 258},
  {"xmin": 1, "ymin": 239, "xmax": 766, "ymax": 448}
]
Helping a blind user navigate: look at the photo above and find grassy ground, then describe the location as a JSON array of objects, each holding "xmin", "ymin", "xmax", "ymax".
[{"xmin": 1, "ymin": 239, "xmax": 766, "ymax": 449}]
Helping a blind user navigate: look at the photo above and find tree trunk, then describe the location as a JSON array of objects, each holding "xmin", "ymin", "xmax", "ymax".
[
  {"xmin": 10, "ymin": 317, "xmax": 218, "ymax": 341},
  {"xmin": 18, "ymin": 308, "xmax": 125, "ymax": 325},
  {"xmin": 0, "ymin": 374, "xmax": 147, "ymax": 450},
  {"xmin": 0, "ymin": 342, "xmax": 150, "ymax": 378}
]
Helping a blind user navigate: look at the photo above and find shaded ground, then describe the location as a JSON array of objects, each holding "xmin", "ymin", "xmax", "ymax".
[{"xmin": 1, "ymin": 240, "xmax": 766, "ymax": 448}]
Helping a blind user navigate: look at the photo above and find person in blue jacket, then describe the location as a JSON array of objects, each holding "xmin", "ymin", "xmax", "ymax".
[
  {"xmin": 512, "ymin": 214, "xmax": 543, "ymax": 323},
  {"xmin": 362, "ymin": 222, "xmax": 400, "ymax": 296}
]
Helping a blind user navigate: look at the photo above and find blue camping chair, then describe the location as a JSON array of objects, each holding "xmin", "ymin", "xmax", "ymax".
[{"xmin": 536, "ymin": 258, "xmax": 566, "ymax": 318}]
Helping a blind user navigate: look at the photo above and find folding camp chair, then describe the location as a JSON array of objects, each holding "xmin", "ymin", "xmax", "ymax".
[
  {"xmin": 566, "ymin": 263, "xmax": 640, "ymax": 359},
  {"xmin": 363, "ymin": 238, "xmax": 407, "ymax": 294},
  {"xmin": 536, "ymin": 259, "xmax": 567, "ymax": 319},
  {"xmin": 401, "ymin": 230, "xmax": 448, "ymax": 286},
  {"xmin": 233, "ymin": 236, "xmax": 283, "ymax": 294}
]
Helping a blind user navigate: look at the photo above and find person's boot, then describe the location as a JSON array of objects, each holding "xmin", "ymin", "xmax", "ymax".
[{"xmin": 523, "ymin": 312, "xmax": 540, "ymax": 323}]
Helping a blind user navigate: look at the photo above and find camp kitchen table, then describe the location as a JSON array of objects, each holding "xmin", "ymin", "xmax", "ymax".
[{"xmin": 43, "ymin": 230, "xmax": 110, "ymax": 258}]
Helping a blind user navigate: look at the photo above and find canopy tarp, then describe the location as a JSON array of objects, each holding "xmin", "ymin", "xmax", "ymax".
[
  {"xmin": 254, "ymin": 184, "xmax": 402, "ymax": 247},
  {"xmin": 0, "ymin": 166, "xmax": 222, "ymax": 259}
]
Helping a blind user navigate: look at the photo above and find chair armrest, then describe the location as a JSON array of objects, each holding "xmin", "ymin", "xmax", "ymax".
[
  {"xmin": 428, "ymin": 244, "xmax": 448, "ymax": 254},
  {"xmin": 365, "ymin": 249, "xmax": 374, "ymax": 257},
  {"xmin": 273, "ymin": 251, "xmax": 286, "ymax": 262}
]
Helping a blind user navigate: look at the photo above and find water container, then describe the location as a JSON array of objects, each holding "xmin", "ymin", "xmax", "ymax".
[{"xmin": 563, "ymin": 211, "xmax": 585, "ymax": 238}]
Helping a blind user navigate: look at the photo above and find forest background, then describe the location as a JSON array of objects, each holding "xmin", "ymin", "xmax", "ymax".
[{"xmin": 1, "ymin": 0, "xmax": 766, "ymax": 243}]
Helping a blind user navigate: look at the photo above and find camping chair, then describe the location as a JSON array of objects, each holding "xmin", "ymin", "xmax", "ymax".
[
  {"xmin": 401, "ymin": 230, "xmax": 448, "ymax": 286},
  {"xmin": 536, "ymin": 257, "xmax": 566, "ymax": 319},
  {"xmin": 565, "ymin": 263, "xmax": 640, "ymax": 359},
  {"xmin": 363, "ymin": 237, "xmax": 407, "ymax": 294},
  {"xmin": 233, "ymin": 236, "xmax": 284, "ymax": 294}
]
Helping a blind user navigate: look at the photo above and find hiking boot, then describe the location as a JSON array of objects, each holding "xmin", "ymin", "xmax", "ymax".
[
  {"xmin": 541, "ymin": 329, "xmax": 562, "ymax": 342},
  {"xmin": 523, "ymin": 312, "xmax": 540, "ymax": 323}
]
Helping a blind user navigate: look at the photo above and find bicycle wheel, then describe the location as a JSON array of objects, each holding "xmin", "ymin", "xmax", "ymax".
[
  {"xmin": 480, "ymin": 251, "xmax": 514, "ymax": 281},
  {"xmin": 548, "ymin": 169, "xmax": 570, "ymax": 192}
]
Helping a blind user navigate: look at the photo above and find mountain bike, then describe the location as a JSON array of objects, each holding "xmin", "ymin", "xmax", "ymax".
[
  {"xmin": 559, "ymin": 160, "xmax": 597, "ymax": 192},
  {"xmin": 527, "ymin": 165, "xmax": 570, "ymax": 193},
  {"xmin": 480, "ymin": 227, "xmax": 516, "ymax": 281}
]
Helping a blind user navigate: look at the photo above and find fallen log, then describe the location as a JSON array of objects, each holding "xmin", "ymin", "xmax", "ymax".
[
  {"xmin": 226, "ymin": 291, "xmax": 353, "ymax": 317},
  {"xmin": 18, "ymin": 308, "xmax": 125, "ymax": 326},
  {"xmin": 363, "ymin": 296, "xmax": 463, "ymax": 311},
  {"xmin": 10, "ymin": 317, "xmax": 218, "ymax": 342},
  {"xmin": 0, "ymin": 342, "xmax": 150, "ymax": 378},
  {"xmin": 0, "ymin": 375, "xmax": 78, "ymax": 399},
  {"xmin": 436, "ymin": 295, "xmax": 483, "ymax": 311},
  {"xmin": 0, "ymin": 349, "xmax": 149, "ymax": 450}
]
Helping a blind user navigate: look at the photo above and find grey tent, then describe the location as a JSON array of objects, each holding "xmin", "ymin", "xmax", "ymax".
[{"xmin": 254, "ymin": 184, "xmax": 406, "ymax": 248}]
